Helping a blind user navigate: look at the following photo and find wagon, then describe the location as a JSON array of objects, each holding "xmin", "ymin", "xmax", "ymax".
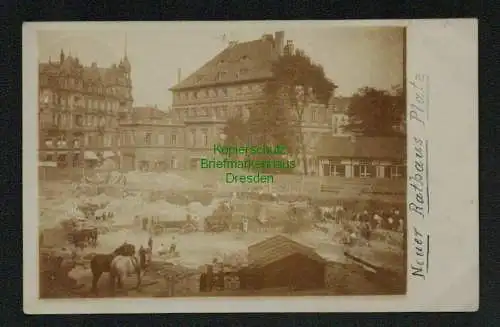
[{"xmin": 152, "ymin": 219, "xmax": 189, "ymax": 235}]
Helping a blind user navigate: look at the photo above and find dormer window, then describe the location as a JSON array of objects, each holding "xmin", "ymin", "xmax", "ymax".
[
  {"xmin": 241, "ymin": 55, "xmax": 249, "ymax": 60},
  {"xmin": 216, "ymin": 71, "xmax": 227, "ymax": 81}
]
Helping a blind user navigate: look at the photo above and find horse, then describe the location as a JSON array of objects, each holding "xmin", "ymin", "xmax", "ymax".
[
  {"xmin": 90, "ymin": 243, "xmax": 136, "ymax": 294},
  {"xmin": 109, "ymin": 251, "xmax": 145, "ymax": 294}
]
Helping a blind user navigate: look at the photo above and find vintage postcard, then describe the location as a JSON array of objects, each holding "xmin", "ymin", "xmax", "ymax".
[{"xmin": 23, "ymin": 20, "xmax": 478, "ymax": 313}]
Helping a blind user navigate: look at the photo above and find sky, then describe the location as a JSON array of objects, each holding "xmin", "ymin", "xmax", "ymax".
[{"xmin": 38, "ymin": 22, "xmax": 404, "ymax": 110}]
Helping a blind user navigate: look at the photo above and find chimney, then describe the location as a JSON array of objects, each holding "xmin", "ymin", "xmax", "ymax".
[
  {"xmin": 177, "ymin": 68, "xmax": 182, "ymax": 84},
  {"xmin": 274, "ymin": 31, "xmax": 284, "ymax": 56}
]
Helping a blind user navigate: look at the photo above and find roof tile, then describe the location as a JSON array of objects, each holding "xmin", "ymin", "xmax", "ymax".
[
  {"xmin": 170, "ymin": 38, "xmax": 278, "ymax": 91},
  {"xmin": 248, "ymin": 235, "xmax": 326, "ymax": 268},
  {"xmin": 315, "ymin": 135, "xmax": 406, "ymax": 160}
]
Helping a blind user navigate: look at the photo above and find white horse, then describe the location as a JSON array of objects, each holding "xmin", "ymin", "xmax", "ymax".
[{"xmin": 109, "ymin": 253, "xmax": 143, "ymax": 293}]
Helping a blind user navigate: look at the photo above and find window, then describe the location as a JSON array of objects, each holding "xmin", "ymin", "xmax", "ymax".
[
  {"xmin": 329, "ymin": 161, "xmax": 346, "ymax": 177},
  {"xmin": 72, "ymin": 154, "xmax": 80, "ymax": 168},
  {"xmin": 57, "ymin": 154, "xmax": 67, "ymax": 168},
  {"xmin": 240, "ymin": 68, "xmax": 248, "ymax": 75},
  {"xmin": 358, "ymin": 160, "xmax": 369, "ymax": 178},
  {"xmin": 202, "ymin": 130, "xmax": 208, "ymax": 147},
  {"xmin": 170, "ymin": 156, "xmax": 178, "ymax": 169},
  {"xmin": 105, "ymin": 135, "xmax": 112, "ymax": 147},
  {"xmin": 144, "ymin": 132, "xmax": 152, "ymax": 145},
  {"xmin": 72, "ymin": 139, "xmax": 80, "ymax": 148},
  {"xmin": 221, "ymin": 88, "xmax": 228, "ymax": 96},
  {"xmin": 75, "ymin": 115, "xmax": 83, "ymax": 127},
  {"xmin": 158, "ymin": 134, "xmax": 165, "ymax": 145},
  {"xmin": 191, "ymin": 129, "xmax": 196, "ymax": 147},
  {"xmin": 312, "ymin": 110, "xmax": 317, "ymax": 121},
  {"xmin": 52, "ymin": 113, "xmax": 59, "ymax": 127},
  {"xmin": 171, "ymin": 134, "xmax": 177, "ymax": 145},
  {"xmin": 127, "ymin": 133, "xmax": 135, "ymax": 145},
  {"xmin": 390, "ymin": 165, "xmax": 405, "ymax": 179}
]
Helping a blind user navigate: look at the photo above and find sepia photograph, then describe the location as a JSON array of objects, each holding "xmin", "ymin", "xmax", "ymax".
[{"xmin": 34, "ymin": 23, "xmax": 408, "ymax": 300}]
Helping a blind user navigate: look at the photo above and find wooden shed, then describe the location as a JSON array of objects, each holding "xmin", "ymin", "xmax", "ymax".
[{"xmin": 243, "ymin": 235, "xmax": 327, "ymax": 291}]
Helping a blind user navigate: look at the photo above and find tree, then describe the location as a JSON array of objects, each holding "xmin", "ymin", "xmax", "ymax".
[
  {"xmin": 264, "ymin": 49, "xmax": 337, "ymax": 175},
  {"xmin": 222, "ymin": 114, "xmax": 249, "ymax": 148},
  {"xmin": 345, "ymin": 86, "xmax": 405, "ymax": 137},
  {"xmin": 222, "ymin": 49, "xmax": 337, "ymax": 175}
]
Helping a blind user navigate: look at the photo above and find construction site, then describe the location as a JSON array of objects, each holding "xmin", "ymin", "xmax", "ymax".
[{"xmin": 38, "ymin": 163, "xmax": 406, "ymax": 298}]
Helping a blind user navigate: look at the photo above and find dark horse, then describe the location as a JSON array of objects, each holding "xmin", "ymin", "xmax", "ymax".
[{"xmin": 90, "ymin": 243, "xmax": 136, "ymax": 294}]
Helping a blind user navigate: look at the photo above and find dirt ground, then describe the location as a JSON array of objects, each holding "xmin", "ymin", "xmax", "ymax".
[
  {"xmin": 38, "ymin": 179, "xmax": 406, "ymax": 298},
  {"xmin": 41, "ymin": 222, "xmax": 404, "ymax": 298}
]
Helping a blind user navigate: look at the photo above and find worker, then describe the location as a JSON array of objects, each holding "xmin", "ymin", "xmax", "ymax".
[{"xmin": 169, "ymin": 236, "xmax": 177, "ymax": 255}]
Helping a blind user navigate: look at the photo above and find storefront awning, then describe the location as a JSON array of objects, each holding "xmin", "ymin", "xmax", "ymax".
[
  {"xmin": 102, "ymin": 151, "xmax": 116, "ymax": 159},
  {"xmin": 84, "ymin": 151, "xmax": 99, "ymax": 160}
]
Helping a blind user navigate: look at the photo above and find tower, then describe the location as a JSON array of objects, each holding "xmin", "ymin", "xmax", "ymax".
[
  {"xmin": 120, "ymin": 33, "xmax": 131, "ymax": 80},
  {"xmin": 118, "ymin": 33, "xmax": 133, "ymax": 119}
]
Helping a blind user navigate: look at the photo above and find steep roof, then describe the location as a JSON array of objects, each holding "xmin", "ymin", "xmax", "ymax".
[
  {"xmin": 124, "ymin": 106, "xmax": 184, "ymax": 126},
  {"xmin": 132, "ymin": 106, "xmax": 167, "ymax": 120},
  {"xmin": 39, "ymin": 56, "xmax": 128, "ymax": 87},
  {"xmin": 170, "ymin": 38, "xmax": 279, "ymax": 91},
  {"xmin": 315, "ymin": 135, "xmax": 406, "ymax": 160},
  {"xmin": 248, "ymin": 235, "xmax": 326, "ymax": 268}
]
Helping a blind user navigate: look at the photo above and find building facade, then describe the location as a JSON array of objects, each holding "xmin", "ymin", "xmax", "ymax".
[
  {"xmin": 169, "ymin": 31, "xmax": 346, "ymax": 171},
  {"xmin": 295, "ymin": 97, "xmax": 351, "ymax": 175},
  {"xmin": 314, "ymin": 135, "xmax": 406, "ymax": 179},
  {"xmin": 38, "ymin": 50, "xmax": 133, "ymax": 169},
  {"xmin": 119, "ymin": 106, "xmax": 185, "ymax": 171}
]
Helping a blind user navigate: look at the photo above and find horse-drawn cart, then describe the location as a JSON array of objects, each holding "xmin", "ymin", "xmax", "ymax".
[
  {"xmin": 151, "ymin": 219, "xmax": 196, "ymax": 235},
  {"xmin": 204, "ymin": 202, "xmax": 233, "ymax": 233}
]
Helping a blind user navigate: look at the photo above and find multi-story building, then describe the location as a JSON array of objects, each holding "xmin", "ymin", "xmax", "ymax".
[
  {"xmin": 169, "ymin": 31, "xmax": 343, "ymax": 172},
  {"xmin": 329, "ymin": 96, "xmax": 351, "ymax": 137},
  {"xmin": 38, "ymin": 49, "xmax": 133, "ymax": 170},
  {"xmin": 119, "ymin": 106, "xmax": 185, "ymax": 171}
]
